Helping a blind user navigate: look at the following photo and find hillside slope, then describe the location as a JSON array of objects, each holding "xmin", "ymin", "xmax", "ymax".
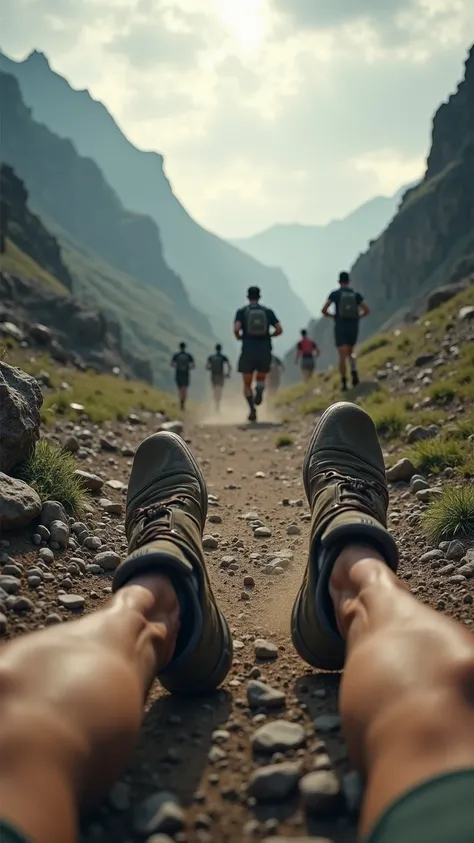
[
  {"xmin": 232, "ymin": 187, "xmax": 409, "ymax": 310},
  {"xmin": 284, "ymin": 45, "xmax": 474, "ymax": 377},
  {"xmin": 0, "ymin": 49, "xmax": 312, "ymax": 344},
  {"xmin": 0, "ymin": 71, "xmax": 213, "ymax": 388}
]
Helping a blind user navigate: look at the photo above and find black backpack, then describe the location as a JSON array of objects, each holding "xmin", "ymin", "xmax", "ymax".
[
  {"xmin": 338, "ymin": 289, "xmax": 359, "ymax": 320},
  {"xmin": 209, "ymin": 354, "xmax": 224, "ymax": 375},
  {"xmin": 176, "ymin": 352, "xmax": 190, "ymax": 371},
  {"xmin": 245, "ymin": 304, "xmax": 269, "ymax": 337}
]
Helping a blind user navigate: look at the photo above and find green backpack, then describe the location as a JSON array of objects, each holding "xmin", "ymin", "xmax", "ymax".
[
  {"xmin": 338, "ymin": 289, "xmax": 359, "ymax": 320},
  {"xmin": 245, "ymin": 304, "xmax": 269, "ymax": 337}
]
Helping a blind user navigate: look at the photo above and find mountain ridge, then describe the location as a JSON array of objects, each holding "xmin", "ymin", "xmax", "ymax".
[{"xmin": 0, "ymin": 49, "xmax": 311, "ymax": 348}]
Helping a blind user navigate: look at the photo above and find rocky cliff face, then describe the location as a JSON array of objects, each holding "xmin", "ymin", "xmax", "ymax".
[
  {"xmin": 284, "ymin": 45, "xmax": 474, "ymax": 377},
  {"xmin": 1, "ymin": 163, "xmax": 73, "ymax": 290}
]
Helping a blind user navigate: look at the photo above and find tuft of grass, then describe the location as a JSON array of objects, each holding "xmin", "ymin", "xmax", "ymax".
[
  {"xmin": 369, "ymin": 401, "xmax": 408, "ymax": 440},
  {"xmin": 428, "ymin": 381, "xmax": 457, "ymax": 405},
  {"xmin": 408, "ymin": 439, "xmax": 467, "ymax": 474},
  {"xmin": 16, "ymin": 440, "xmax": 89, "ymax": 515},
  {"xmin": 359, "ymin": 334, "xmax": 392, "ymax": 357},
  {"xmin": 275, "ymin": 433, "xmax": 294, "ymax": 448},
  {"xmin": 422, "ymin": 485, "xmax": 474, "ymax": 544}
]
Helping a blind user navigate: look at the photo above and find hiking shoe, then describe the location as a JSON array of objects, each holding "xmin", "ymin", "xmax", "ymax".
[
  {"xmin": 248, "ymin": 408, "xmax": 257, "ymax": 422},
  {"xmin": 254, "ymin": 387, "xmax": 264, "ymax": 406},
  {"xmin": 291, "ymin": 402, "xmax": 398, "ymax": 670},
  {"xmin": 351, "ymin": 371, "xmax": 360, "ymax": 387},
  {"xmin": 113, "ymin": 432, "xmax": 233, "ymax": 694}
]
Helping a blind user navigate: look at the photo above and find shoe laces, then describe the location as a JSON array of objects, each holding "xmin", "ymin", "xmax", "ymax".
[
  {"xmin": 131, "ymin": 496, "xmax": 185, "ymax": 549},
  {"xmin": 325, "ymin": 471, "xmax": 386, "ymax": 510}
]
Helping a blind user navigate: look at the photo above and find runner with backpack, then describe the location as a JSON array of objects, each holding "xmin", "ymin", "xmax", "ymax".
[
  {"xmin": 206, "ymin": 343, "xmax": 232, "ymax": 412},
  {"xmin": 171, "ymin": 342, "xmax": 195, "ymax": 411},
  {"xmin": 295, "ymin": 329, "xmax": 320, "ymax": 382},
  {"xmin": 322, "ymin": 271, "xmax": 369, "ymax": 391},
  {"xmin": 234, "ymin": 286, "xmax": 283, "ymax": 422}
]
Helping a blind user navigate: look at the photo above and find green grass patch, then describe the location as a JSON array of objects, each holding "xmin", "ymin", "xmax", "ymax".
[
  {"xmin": 16, "ymin": 440, "xmax": 89, "ymax": 515},
  {"xmin": 275, "ymin": 433, "xmax": 294, "ymax": 448},
  {"xmin": 368, "ymin": 400, "xmax": 408, "ymax": 440},
  {"xmin": 1, "ymin": 239, "xmax": 69, "ymax": 294},
  {"xmin": 428, "ymin": 381, "xmax": 457, "ymax": 405},
  {"xmin": 359, "ymin": 334, "xmax": 392, "ymax": 357},
  {"xmin": 408, "ymin": 439, "xmax": 469, "ymax": 474},
  {"xmin": 422, "ymin": 485, "xmax": 474, "ymax": 544}
]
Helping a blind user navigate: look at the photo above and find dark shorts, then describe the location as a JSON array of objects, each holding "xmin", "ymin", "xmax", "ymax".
[
  {"xmin": 175, "ymin": 371, "xmax": 190, "ymax": 388},
  {"xmin": 211, "ymin": 374, "xmax": 224, "ymax": 387},
  {"xmin": 0, "ymin": 821, "xmax": 32, "ymax": 843},
  {"xmin": 238, "ymin": 344, "xmax": 272, "ymax": 375},
  {"xmin": 365, "ymin": 769, "xmax": 474, "ymax": 843},
  {"xmin": 301, "ymin": 355, "xmax": 315, "ymax": 371},
  {"xmin": 335, "ymin": 319, "xmax": 359, "ymax": 348}
]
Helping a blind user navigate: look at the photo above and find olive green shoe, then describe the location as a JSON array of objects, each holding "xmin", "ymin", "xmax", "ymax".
[
  {"xmin": 113, "ymin": 431, "xmax": 233, "ymax": 694},
  {"xmin": 291, "ymin": 402, "xmax": 399, "ymax": 671}
]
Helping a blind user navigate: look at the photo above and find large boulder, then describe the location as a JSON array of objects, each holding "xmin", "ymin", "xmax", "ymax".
[
  {"xmin": 0, "ymin": 361, "xmax": 43, "ymax": 473},
  {"xmin": 0, "ymin": 473, "xmax": 42, "ymax": 530}
]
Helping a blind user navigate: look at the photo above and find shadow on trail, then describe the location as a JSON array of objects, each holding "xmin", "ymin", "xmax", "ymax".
[{"xmin": 88, "ymin": 689, "xmax": 232, "ymax": 842}]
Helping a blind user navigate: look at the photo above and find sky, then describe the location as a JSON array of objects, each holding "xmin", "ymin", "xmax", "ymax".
[{"xmin": 2, "ymin": 0, "xmax": 473, "ymax": 237}]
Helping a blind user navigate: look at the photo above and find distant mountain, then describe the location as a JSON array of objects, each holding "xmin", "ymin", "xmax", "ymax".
[
  {"xmin": 0, "ymin": 71, "xmax": 212, "ymax": 390},
  {"xmin": 232, "ymin": 187, "xmax": 412, "ymax": 311},
  {"xmin": 0, "ymin": 50, "xmax": 311, "ymax": 347}
]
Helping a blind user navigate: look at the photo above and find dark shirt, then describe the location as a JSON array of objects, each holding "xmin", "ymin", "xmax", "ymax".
[
  {"xmin": 328, "ymin": 288, "xmax": 363, "ymax": 324},
  {"xmin": 172, "ymin": 351, "xmax": 194, "ymax": 372},
  {"xmin": 207, "ymin": 352, "xmax": 229, "ymax": 376},
  {"xmin": 235, "ymin": 304, "xmax": 279, "ymax": 350}
]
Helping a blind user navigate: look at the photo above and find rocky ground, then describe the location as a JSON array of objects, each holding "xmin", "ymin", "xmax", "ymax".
[{"xmin": 1, "ymin": 394, "xmax": 473, "ymax": 843}]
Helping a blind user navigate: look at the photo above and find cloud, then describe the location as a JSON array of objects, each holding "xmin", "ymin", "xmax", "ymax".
[{"xmin": 2, "ymin": 0, "xmax": 473, "ymax": 236}]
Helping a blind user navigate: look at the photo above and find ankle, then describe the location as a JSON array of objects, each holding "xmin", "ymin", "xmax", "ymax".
[{"xmin": 329, "ymin": 545, "xmax": 388, "ymax": 637}]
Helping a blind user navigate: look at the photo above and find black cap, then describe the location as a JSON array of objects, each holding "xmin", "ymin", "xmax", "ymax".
[{"xmin": 247, "ymin": 286, "xmax": 261, "ymax": 299}]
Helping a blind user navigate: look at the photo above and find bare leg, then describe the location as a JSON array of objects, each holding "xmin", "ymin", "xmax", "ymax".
[
  {"xmin": 243, "ymin": 373, "xmax": 255, "ymax": 419},
  {"xmin": 178, "ymin": 386, "xmax": 187, "ymax": 410},
  {"xmin": 338, "ymin": 346, "xmax": 349, "ymax": 388},
  {"xmin": 329, "ymin": 545, "xmax": 474, "ymax": 838},
  {"xmin": 0, "ymin": 574, "xmax": 180, "ymax": 843}
]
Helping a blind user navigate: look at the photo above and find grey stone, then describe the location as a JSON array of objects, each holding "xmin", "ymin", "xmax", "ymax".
[
  {"xmin": 134, "ymin": 792, "xmax": 185, "ymax": 836},
  {"xmin": 0, "ymin": 474, "xmax": 42, "ymax": 531},
  {"xmin": 0, "ymin": 575, "xmax": 21, "ymax": 594},
  {"xmin": 106, "ymin": 479, "xmax": 127, "ymax": 491},
  {"xmin": 313, "ymin": 714, "xmax": 341, "ymax": 734},
  {"xmin": 36, "ymin": 525, "xmax": 51, "ymax": 541},
  {"xmin": 0, "ymin": 361, "xmax": 43, "ymax": 473},
  {"xmin": 208, "ymin": 514, "xmax": 222, "ymax": 524},
  {"xmin": 12, "ymin": 595, "xmax": 34, "ymax": 613},
  {"xmin": 159, "ymin": 420, "xmax": 184, "ymax": 434},
  {"xmin": 40, "ymin": 500, "xmax": 68, "ymax": 528},
  {"xmin": 27, "ymin": 576, "xmax": 42, "ymax": 589},
  {"xmin": 254, "ymin": 527, "xmax": 272, "ymax": 538},
  {"xmin": 252, "ymin": 721, "xmax": 305, "ymax": 753},
  {"xmin": 386, "ymin": 459, "xmax": 416, "ymax": 483},
  {"xmin": 247, "ymin": 680, "xmax": 286, "ymax": 709},
  {"xmin": 248, "ymin": 762, "xmax": 300, "ymax": 801},
  {"xmin": 411, "ymin": 478, "xmax": 429, "ymax": 493},
  {"xmin": 447, "ymin": 540, "xmax": 465, "ymax": 560},
  {"xmin": 99, "ymin": 498, "xmax": 123, "ymax": 515},
  {"xmin": 287, "ymin": 525, "xmax": 301, "ymax": 536},
  {"xmin": 39, "ymin": 547, "xmax": 54, "ymax": 565},
  {"xmin": 254, "ymin": 639, "xmax": 278, "ymax": 659},
  {"xmin": 208, "ymin": 745, "xmax": 227, "ymax": 764},
  {"xmin": 458, "ymin": 305, "xmax": 474, "ymax": 321},
  {"xmin": 84, "ymin": 536, "xmax": 102, "ymax": 550},
  {"xmin": 94, "ymin": 550, "xmax": 121, "ymax": 571},
  {"xmin": 58, "ymin": 593, "xmax": 85, "ymax": 610},
  {"xmin": 63, "ymin": 436, "xmax": 80, "ymax": 454},
  {"xmin": 109, "ymin": 781, "xmax": 131, "ymax": 811},
  {"xmin": 406, "ymin": 425, "xmax": 439, "ymax": 444},
  {"xmin": 417, "ymin": 488, "xmax": 444, "ymax": 504},
  {"xmin": 299, "ymin": 771, "xmax": 343, "ymax": 816},
  {"xmin": 3, "ymin": 564, "xmax": 22, "ymax": 578},
  {"xmin": 49, "ymin": 520, "xmax": 70, "ymax": 549},
  {"xmin": 202, "ymin": 535, "xmax": 219, "ymax": 550},
  {"xmin": 74, "ymin": 470, "xmax": 104, "ymax": 492},
  {"xmin": 420, "ymin": 549, "xmax": 445, "ymax": 563}
]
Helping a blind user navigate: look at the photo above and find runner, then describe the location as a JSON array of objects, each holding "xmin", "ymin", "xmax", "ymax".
[
  {"xmin": 234, "ymin": 285, "xmax": 283, "ymax": 422},
  {"xmin": 267, "ymin": 354, "xmax": 285, "ymax": 397},
  {"xmin": 2, "ymin": 406, "xmax": 474, "ymax": 843},
  {"xmin": 321, "ymin": 270, "xmax": 369, "ymax": 391},
  {"xmin": 171, "ymin": 341, "xmax": 194, "ymax": 411},
  {"xmin": 295, "ymin": 329, "xmax": 320, "ymax": 382},
  {"xmin": 206, "ymin": 343, "xmax": 231, "ymax": 412}
]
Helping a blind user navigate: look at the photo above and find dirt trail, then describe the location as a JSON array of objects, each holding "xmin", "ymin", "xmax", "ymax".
[{"xmin": 3, "ymin": 392, "xmax": 474, "ymax": 843}]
